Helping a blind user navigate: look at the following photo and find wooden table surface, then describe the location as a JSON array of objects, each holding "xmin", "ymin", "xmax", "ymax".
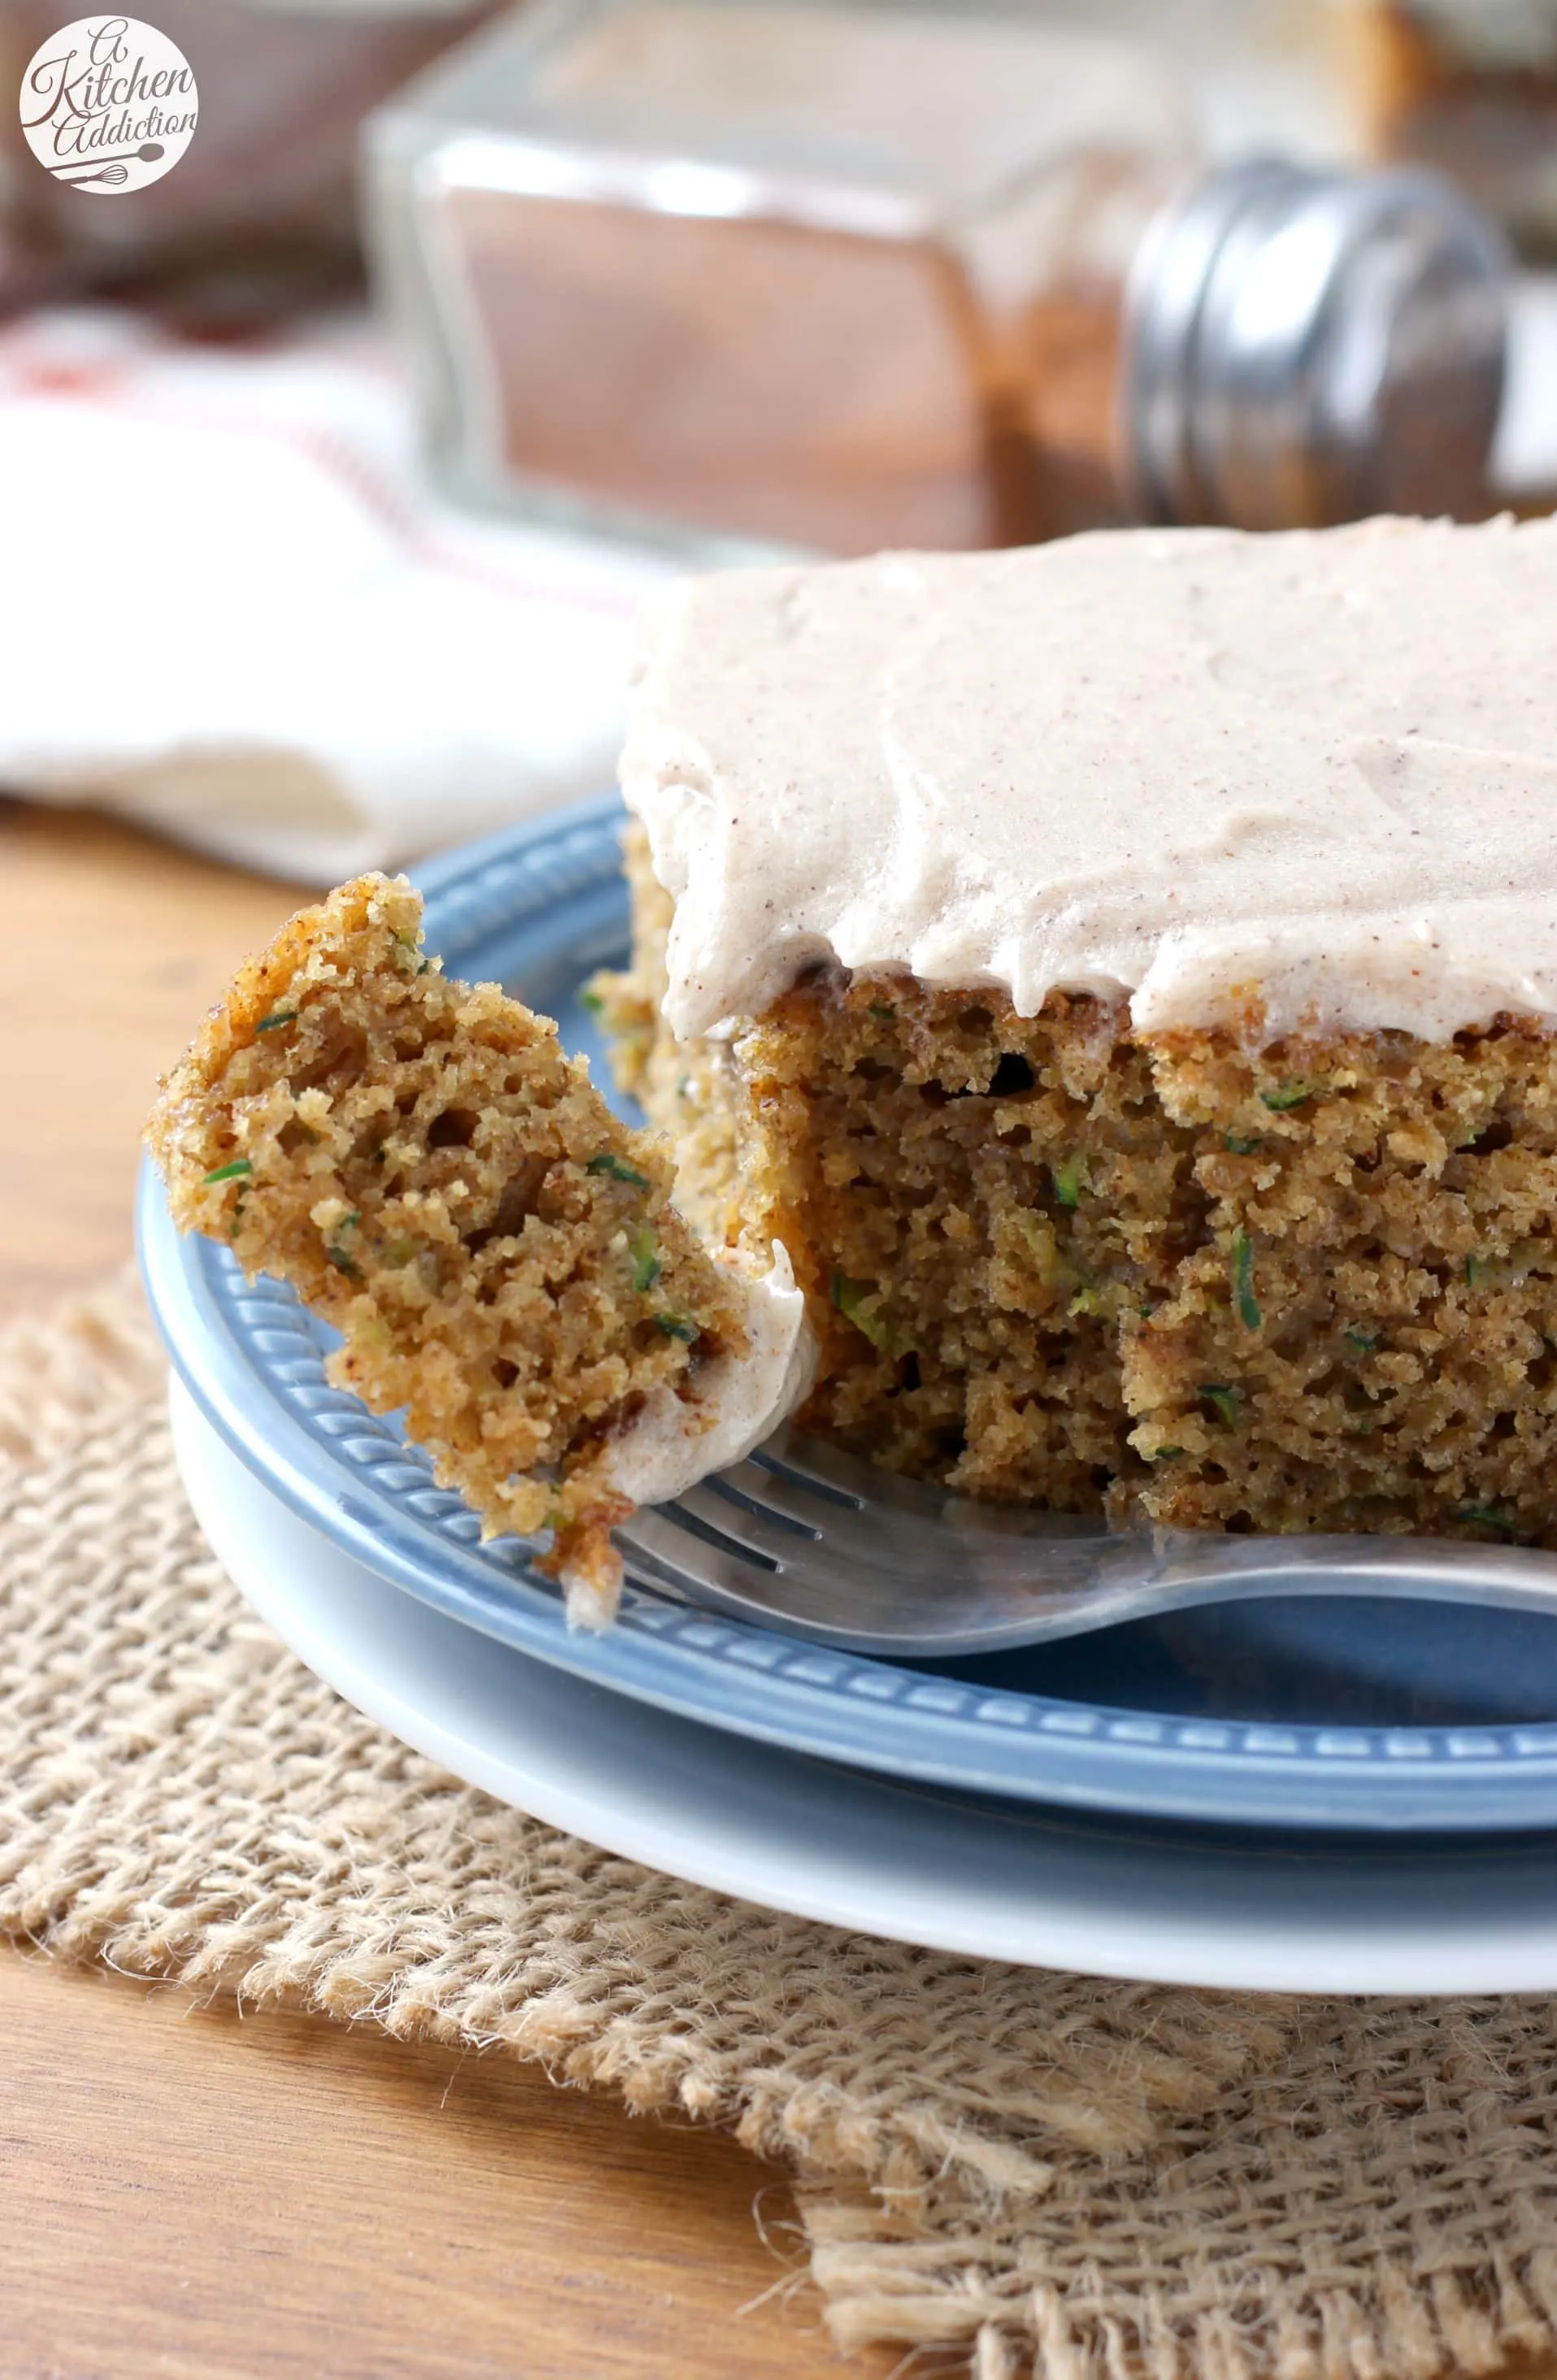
[{"xmin": 0, "ymin": 801, "xmax": 884, "ymax": 2380}]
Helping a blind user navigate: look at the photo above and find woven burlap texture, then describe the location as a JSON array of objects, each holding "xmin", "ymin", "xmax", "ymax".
[{"xmin": 6, "ymin": 1278, "xmax": 1557, "ymax": 2380}]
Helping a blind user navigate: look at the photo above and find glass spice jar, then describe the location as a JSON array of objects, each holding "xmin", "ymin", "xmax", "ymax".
[
  {"xmin": 1339, "ymin": 0, "xmax": 1557, "ymax": 259},
  {"xmin": 366, "ymin": 0, "xmax": 1511, "ymax": 559}
]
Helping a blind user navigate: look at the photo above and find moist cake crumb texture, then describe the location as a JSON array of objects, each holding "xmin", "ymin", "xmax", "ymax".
[
  {"xmin": 606, "ymin": 853, "xmax": 1557, "ymax": 1547},
  {"xmin": 146, "ymin": 872, "xmax": 749, "ymax": 1616},
  {"xmin": 602, "ymin": 508, "xmax": 1557, "ymax": 1551}
]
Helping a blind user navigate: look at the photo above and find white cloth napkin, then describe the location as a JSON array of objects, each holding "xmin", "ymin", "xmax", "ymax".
[
  {"xmin": 4, "ymin": 289, "xmax": 1550, "ymax": 892},
  {"xmin": 0, "ymin": 311, "xmax": 678, "ymax": 883}
]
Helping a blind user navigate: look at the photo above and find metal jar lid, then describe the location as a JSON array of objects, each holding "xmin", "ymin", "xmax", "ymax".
[{"xmin": 1121, "ymin": 158, "xmax": 1511, "ymax": 530}]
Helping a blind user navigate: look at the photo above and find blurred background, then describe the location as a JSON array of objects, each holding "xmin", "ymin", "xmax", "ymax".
[{"xmin": 1, "ymin": 0, "xmax": 1555, "ymax": 884}]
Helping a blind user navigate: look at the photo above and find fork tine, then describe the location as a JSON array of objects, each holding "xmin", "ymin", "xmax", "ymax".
[
  {"xmin": 756, "ymin": 1427, "xmax": 1111, "ymax": 1542},
  {"xmin": 692, "ymin": 1447, "xmax": 935, "ymax": 1575},
  {"xmin": 642, "ymin": 1464, "xmax": 944, "ymax": 1583},
  {"xmin": 745, "ymin": 1439, "xmax": 865, "ymax": 1508},
  {"xmin": 710, "ymin": 1458, "xmax": 839, "ymax": 1534},
  {"xmin": 617, "ymin": 1504, "xmax": 828, "ymax": 1627},
  {"xmin": 750, "ymin": 1464, "xmax": 991, "ymax": 1579},
  {"xmin": 694, "ymin": 1473, "xmax": 824, "ymax": 1544}
]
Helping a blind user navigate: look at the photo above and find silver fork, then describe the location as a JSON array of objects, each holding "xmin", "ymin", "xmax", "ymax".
[{"xmin": 615, "ymin": 1425, "xmax": 1557, "ymax": 1656}]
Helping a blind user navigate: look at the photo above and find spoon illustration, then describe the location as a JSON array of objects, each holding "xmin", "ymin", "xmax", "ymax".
[{"xmin": 50, "ymin": 141, "xmax": 164, "ymax": 184}]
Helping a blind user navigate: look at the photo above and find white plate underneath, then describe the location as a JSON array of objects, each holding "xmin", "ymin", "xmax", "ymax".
[{"xmin": 172, "ymin": 1377, "xmax": 1557, "ymax": 1993}]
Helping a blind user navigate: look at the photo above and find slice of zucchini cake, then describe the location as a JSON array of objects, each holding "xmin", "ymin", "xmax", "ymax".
[
  {"xmin": 147, "ymin": 872, "xmax": 811, "ymax": 1622},
  {"xmin": 607, "ymin": 515, "xmax": 1557, "ymax": 1548}
]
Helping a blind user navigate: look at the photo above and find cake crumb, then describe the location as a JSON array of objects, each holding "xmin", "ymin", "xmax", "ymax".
[{"xmin": 146, "ymin": 872, "xmax": 750, "ymax": 1626}]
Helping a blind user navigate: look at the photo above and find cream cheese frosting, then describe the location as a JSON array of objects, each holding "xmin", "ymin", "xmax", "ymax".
[
  {"xmin": 620, "ymin": 516, "xmax": 1557, "ymax": 1048},
  {"xmin": 555, "ymin": 1244, "xmax": 815, "ymax": 1634}
]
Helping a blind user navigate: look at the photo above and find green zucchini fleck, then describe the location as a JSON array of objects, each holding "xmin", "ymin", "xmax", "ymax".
[
  {"xmin": 1259, "ymin": 1080, "xmax": 1313, "ymax": 1112},
  {"xmin": 1455, "ymin": 1500, "xmax": 1515, "ymax": 1536},
  {"xmin": 831, "ymin": 1271, "xmax": 888, "ymax": 1349},
  {"xmin": 629, "ymin": 1223, "xmax": 662, "ymax": 1294},
  {"xmin": 1199, "ymin": 1383, "xmax": 1241, "ymax": 1427},
  {"xmin": 1224, "ymin": 1132, "xmax": 1262, "ymax": 1155},
  {"xmin": 324, "ymin": 1212, "xmax": 362, "ymax": 1279},
  {"xmin": 1464, "ymin": 1253, "xmax": 1491, "ymax": 1288},
  {"xmin": 579, "ymin": 986, "xmax": 605, "ymax": 1019},
  {"xmin": 1231, "ymin": 1230, "xmax": 1262, "ymax": 1332},
  {"xmin": 1051, "ymin": 1155, "xmax": 1084, "ymax": 1210},
  {"xmin": 389, "ymin": 926, "xmax": 433, "ymax": 976},
  {"xmin": 868, "ymin": 1002, "xmax": 896, "ymax": 1020},
  {"xmin": 203, "ymin": 1158, "xmax": 253, "ymax": 1185},
  {"xmin": 1345, "ymin": 1328, "xmax": 1381, "ymax": 1353},
  {"xmin": 586, "ymin": 1152, "xmax": 650, "ymax": 1190},
  {"xmin": 254, "ymin": 1007, "xmax": 298, "ymax": 1033},
  {"xmin": 654, "ymin": 1313, "xmax": 699, "ymax": 1343}
]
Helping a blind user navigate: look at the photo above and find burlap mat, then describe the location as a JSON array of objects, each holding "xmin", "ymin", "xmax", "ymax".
[{"xmin": 6, "ymin": 1277, "xmax": 1557, "ymax": 2380}]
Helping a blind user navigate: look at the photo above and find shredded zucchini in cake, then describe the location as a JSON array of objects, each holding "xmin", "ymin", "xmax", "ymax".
[{"xmin": 145, "ymin": 872, "xmax": 795, "ymax": 1627}]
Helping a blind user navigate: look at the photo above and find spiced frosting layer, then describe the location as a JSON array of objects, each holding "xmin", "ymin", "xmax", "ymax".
[{"xmin": 620, "ymin": 516, "xmax": 1557, "ymax": 1047}]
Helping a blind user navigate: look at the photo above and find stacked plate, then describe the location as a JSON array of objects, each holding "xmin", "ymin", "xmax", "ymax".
[{"xmin": 141, "ymin": 800, "xmax": 1557, "ymax": 1993}]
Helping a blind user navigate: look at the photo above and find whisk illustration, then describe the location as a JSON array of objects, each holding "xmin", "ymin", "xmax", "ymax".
[{"xmin": 49, "ymin": 141, "xmax": 165, "ymax": 188}]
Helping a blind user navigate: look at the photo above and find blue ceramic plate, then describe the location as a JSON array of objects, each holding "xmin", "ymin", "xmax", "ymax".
[{"xmin": 138, "ymin": 798, "xmax": 1557, "ymax": 1834}]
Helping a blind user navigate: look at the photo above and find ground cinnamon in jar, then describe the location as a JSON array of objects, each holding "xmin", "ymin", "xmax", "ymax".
[{"xmin": 368, "ymin": 0, "xmax": 1197, "ymax": 555}]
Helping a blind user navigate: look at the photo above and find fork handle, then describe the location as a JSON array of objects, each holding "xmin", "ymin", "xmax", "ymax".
[{"xmin": 1136, "ymin": 1526, "xmax": 1557, "ymax": 1616}]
